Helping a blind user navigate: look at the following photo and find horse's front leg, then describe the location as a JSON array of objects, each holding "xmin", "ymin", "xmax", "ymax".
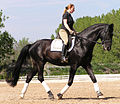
[
  {"xmin": 57, "ymin": 64, "xmax": 77, "ymax": 99},
  {"xmin": 83, "ymin": 64, "xmax": 104, "ymax": 98}
]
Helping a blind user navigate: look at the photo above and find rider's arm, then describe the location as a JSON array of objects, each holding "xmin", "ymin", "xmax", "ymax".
[
  {"xmin": 63, "ymin": 19, "xmax": 74, "ymax": 34},
  {"xmin": 72, "ymin": 28, "xmax": 79, "ymax": 34}
]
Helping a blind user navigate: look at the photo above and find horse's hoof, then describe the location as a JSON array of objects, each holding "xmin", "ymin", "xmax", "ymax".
[
  {"xmin": 57, "ymin": 93, "xmax": 63, "ymax": 100},
  {"xmin": 48, "ymin": 94, "xmax": 54, "ymax": 100},
  {"xmin": 48, "ymin": 91, "xmax": 54, "ymax": 100},
  {"xmin": 20, "ymin": 94, "xmax": 24, "ymax": 99},
  {"xmin": 98, "ymin": 95, "xmax": 104, "ymax": 98},
  {"xmin": 97, "ymin": 92, "xmax": 104, "ymax": 98}
]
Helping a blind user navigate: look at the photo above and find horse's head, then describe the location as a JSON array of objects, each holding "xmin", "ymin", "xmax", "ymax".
[{"xmin": 100, "ymin": 24, "xmax": 114, "ymax": 51}]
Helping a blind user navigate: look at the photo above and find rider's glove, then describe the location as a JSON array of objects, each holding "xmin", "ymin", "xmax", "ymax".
[{"xmin": 69, "ymin": 30, "xmax": 75, "ymax": 35}]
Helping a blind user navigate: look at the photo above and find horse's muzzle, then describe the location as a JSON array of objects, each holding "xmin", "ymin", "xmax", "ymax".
[{"xmin": 103, "ymin": 46, "xmax": 111, "ymax": 51}]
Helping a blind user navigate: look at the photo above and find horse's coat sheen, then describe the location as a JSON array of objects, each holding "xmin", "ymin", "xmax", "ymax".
[{"xmin": 6, "ymin": 23, "xmax": 114, "ymax": 99}]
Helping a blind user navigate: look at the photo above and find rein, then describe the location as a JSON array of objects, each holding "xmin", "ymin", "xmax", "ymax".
[{"xmin": 76, "ymin": 36, "xmax": 103, "ymax": 45}]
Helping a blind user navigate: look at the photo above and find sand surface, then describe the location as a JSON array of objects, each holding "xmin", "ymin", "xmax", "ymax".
[{"xmin": 0, "ymin": 80, "xmax": 120, "ymax": 104}]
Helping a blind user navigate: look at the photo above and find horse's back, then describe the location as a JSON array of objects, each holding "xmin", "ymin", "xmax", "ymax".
[
  {"xmin": 28, "ymin": 39, "xmax": 53, "ymax": 60},
  {"xmin": 34, "ymin": 39, "xmax": 53, "ymax": 45},
  {"xmin": 30, "ymin": 39, "xmax": 52, "ymax": 49}
]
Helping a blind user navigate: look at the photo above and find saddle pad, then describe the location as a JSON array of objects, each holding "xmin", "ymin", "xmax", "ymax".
[{"xmin": 51, "ymin": 39, "xmax": 63, "ymax": 52}]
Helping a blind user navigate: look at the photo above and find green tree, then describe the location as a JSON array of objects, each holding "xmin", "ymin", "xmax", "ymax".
[
  {"xmin": 0, "ymin": 10, "xmax": 15, "ymax": 66},
  {"xmin": 13, "ymin": 37, "xmax": 30, "ymax": 60},
  {"xmin": 51, "ymin": 34, "xmax": 55, "ymax": 39},
  {"xmin": 55, "ymin": 24, "xmax": 62, "ymax": 37}
]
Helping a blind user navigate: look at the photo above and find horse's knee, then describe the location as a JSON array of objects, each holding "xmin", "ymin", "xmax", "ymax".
[{"xmin": 38, "ymin": 76, "xmax": 44, "ymax": 83}]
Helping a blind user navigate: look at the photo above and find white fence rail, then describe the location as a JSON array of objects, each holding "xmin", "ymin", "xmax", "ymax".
[
  {"xmin": 19, "ymin": 74, "xmax": 120, "ymax": 82},
  {"xmin": 19, "ymin": 75, "xmax": 69, "ymax": 81}
]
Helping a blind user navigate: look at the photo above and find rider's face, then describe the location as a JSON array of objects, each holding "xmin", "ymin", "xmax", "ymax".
[{"xmin": 70, "ymin": 6, "xmax": 75, "ymax": 13}]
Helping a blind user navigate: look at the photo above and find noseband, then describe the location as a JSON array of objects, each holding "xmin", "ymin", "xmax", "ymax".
[{"xmin": 101, "ymin": 40, "xmax": 112, "ymax": 45}]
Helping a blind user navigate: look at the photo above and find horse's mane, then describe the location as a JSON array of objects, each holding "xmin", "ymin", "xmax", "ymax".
[{"xmin": 77, "ymin": 23, "xmax": 108, "ymax": 36}]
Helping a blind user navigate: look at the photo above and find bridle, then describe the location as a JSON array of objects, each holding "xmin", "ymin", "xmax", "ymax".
[{"xmin": 75, "ymin": 29, "xmax": 112, "ymax": 45}]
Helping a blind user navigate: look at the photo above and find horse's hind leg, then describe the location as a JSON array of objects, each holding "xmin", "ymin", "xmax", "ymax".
[
  {"xmin": 83, "ymin": 64, "xmax": 104, "ymax": 98},
  {"xmin": 20, "ymin": 66, "xmax": 37, "ymax": 99},
  {"xmin": 37, "ymin": 61, "xmax": 54, "ymax": 99}
]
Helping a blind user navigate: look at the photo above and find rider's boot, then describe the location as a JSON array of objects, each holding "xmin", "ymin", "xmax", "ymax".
[{"xmin": 61, "ymin": 44, "xmax": 68, "ymax": 63}]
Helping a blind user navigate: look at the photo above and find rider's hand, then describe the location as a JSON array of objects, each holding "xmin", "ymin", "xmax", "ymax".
[
  {"xmin": 75, "ymin": 31, "xmax": 79, "ymax": 34},
  {"xmin": 74, "ymin": 31, "xmax": 79, "ymax": 35},
  {"xmin": 69, "ymin": 30, "xmax": 75, "ymax": 35}
]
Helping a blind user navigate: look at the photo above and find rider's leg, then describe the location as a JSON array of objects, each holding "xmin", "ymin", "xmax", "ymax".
[
  {"xmin": 61, "ymin": 44, "xmax": 67, "ymax": 61},
  {"xmin": 59, "ymin": 29, "xmax": 68, "ymax": 62}
]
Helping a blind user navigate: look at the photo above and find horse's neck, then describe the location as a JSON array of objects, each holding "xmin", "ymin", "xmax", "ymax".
[
  {"xmin": 79, "ymin": 26, "xmax": 103, "ymax": 44},
  {"xmin": 76, "ymin": 27, "xmax": 103, "ymax": 52},
  {"xmin": 84, "ymin": 28, "xmax": 101, "ymax": 40}
]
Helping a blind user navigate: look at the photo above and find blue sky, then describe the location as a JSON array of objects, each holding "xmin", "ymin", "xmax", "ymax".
[{"xmin": 0, "ymin": 0, "xmax": 120, "ymax": 42}]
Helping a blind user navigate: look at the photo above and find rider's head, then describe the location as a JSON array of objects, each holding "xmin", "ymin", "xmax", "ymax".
[{"xmin": 63, "ymin": 4, "xmax": 75, "ymax": 14}]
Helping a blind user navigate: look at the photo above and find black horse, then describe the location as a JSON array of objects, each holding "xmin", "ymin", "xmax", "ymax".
[{"xmin": 6, "ymin": 23, "xmax": 114, "ymax": 99}]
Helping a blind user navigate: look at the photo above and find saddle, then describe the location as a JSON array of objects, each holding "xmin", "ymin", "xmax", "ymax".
[{"xmin": 50, "ymin": 33, "xmax": 76, "ymax": 52}]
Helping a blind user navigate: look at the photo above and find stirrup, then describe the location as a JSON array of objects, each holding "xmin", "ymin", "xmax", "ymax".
[{"xmin": 61, "ymin": 56, "xmax": 68, "ymax": 63}]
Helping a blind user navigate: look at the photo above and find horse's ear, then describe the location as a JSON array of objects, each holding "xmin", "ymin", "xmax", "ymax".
[
  {"xmin": 109, "ymin": 24, "xmax": 114, "ymax": 29},
  {"xmin": 109, "ymin": 23, "xmax": 114, "ymax": 32}
]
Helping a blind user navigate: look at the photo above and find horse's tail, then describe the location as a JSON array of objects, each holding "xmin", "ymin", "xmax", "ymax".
[{"xmin": 6, "ymin": 44, "xmax": 32, "ymax": 87}]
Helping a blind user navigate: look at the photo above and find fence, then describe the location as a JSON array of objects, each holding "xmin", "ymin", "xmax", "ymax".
[
  {"xmin": 19, "ymin": 75, "xmax": 69, "ymax": 81},
  {"xmin": 19, "ymin": 74, "xmax": 120, "ymax": 82}
]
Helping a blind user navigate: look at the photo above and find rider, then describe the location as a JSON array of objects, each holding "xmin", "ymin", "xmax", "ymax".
[{"xmin": 59, "ymin": 4, "xmax": 76, "ymax": 62}]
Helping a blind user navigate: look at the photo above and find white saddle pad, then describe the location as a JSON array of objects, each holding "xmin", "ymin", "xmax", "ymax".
[
  {"xmin": 50, "ymin": 36, "xmax": 76, "ymax": 52},
  {"xmin": 51, "ymin": 39, "xmax": 63, "ymax": 52}
]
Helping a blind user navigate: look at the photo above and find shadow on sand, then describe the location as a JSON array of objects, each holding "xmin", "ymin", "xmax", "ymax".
[{"xmin": 61, "ymin": 97, "xmax": 120, "ymax": 100}]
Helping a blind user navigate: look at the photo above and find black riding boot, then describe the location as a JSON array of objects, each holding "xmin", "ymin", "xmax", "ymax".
[{"xmin": 61, "ymin": 44, "xmax": 68, "ymax": 63}]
